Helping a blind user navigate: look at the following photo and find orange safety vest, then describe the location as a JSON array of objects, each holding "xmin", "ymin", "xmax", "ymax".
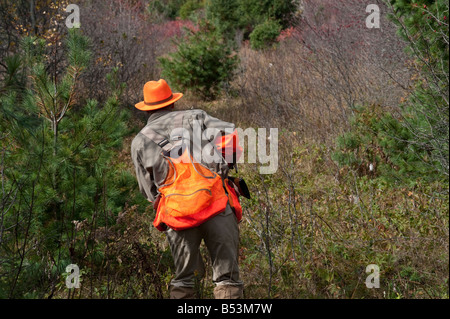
[{"xmin": 141, "ymin": 114, "xmax": 242, "ymax": 231}]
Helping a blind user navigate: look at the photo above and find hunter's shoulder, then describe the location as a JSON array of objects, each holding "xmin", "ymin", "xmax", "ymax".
[
  {"xmin": 131, "ymin": 131, "xmax": 144, "ymax": 151},
  {"xmin": 178, "ymin": 108, "xmax": 208, "ymax": 118},
  {"xmin": 131, "ymin": 123, "xmax": 154, "ymax": 148}
]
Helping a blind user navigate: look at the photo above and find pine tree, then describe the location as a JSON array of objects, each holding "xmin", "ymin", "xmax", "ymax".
[
  {"xmin": 159, "ymin": 20, "xmax": 239, "ymax": 100},
  {"xmin": 332, "ymin": 104, "xmax": 434, "ymax": 185},
  {"xmin": 206, "ymin": 0, "xmax": 241, "ymax": 41},
  {"xmin": 0, "ymin": 29, "xmax": 135, "ymax": 298},
  {"xmin": 388, "ymin": 0, "xmax": 449, "ymax": 180}
]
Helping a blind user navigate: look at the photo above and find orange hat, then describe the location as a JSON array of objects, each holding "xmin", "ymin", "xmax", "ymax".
[{"xmin": 135, "ymin": 79, "xmax": 183, "ymax": 111}]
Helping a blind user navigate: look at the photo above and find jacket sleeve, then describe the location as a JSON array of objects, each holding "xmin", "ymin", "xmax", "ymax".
[
  {"xmin": 202, "ymin": 111, "xmax": 243, "ymax": 164},
  {"xmin": 131, "ymin": 135, "xmax": 158, "ymax": 203}
]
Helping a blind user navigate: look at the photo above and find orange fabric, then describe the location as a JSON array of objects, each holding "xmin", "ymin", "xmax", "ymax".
[
  {"xmin": 214, "ymin": 129, "xmax": 243, "ymax": 163},
  {"xmin": 154, "ymin": 196, "xmax": 229, "ymax": 231},
  {"xmin": 224, "ymin": 180, "xmax": 242, "ymax": 222},
  {"xmin": 153, "ymin": 148, "xmax": 241, "ymax": 231}
]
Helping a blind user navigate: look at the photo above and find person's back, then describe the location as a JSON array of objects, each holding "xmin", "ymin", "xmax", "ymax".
[{"xmin": 131, "ymin": 80, "xmax": 244, "ymax": 299}]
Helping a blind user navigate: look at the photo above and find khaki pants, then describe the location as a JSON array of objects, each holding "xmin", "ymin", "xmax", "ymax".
[{"xmin": 166, "ymin": 203, "xmax": 243, "ymax": 299}]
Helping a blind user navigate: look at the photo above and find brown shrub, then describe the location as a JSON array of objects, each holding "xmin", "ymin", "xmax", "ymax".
[{"xmin": 233, "ymin": 0, "xmax": 412, "ymax": 144}]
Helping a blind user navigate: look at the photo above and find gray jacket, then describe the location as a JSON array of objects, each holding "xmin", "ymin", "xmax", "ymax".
[{"xmin": 131, "ymin": 108, "xmax": 236, "ymax": 202}]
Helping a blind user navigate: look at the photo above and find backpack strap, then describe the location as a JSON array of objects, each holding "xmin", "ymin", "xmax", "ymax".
[
  {"xmin": 140, "ymin": 112, "xmax": 185, "ymax": 152},
  {"xmin": 173, "ymin": 111, "xmax": 184, "ymax": 129},
  {"xmin": 140, "ymin": 126, "xmax": 174, "ymax": 152}
]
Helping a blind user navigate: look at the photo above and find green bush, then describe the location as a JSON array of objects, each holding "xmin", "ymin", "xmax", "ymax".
[
  {"xmin": 179, "ymin": 0, "xmax": 204, "ymax": 20},
  {"xmin": 332, "ymin": 105, "xmax": 441, "ymax": 186},
  {"xmin": 206, "ymin": 0, "xmax": 298, "ymax": 42},
  {"xmin": 249, "ymin": 19, "xmax": 282, "ymax": 50},
  {"xmin": 238, "ymin": 0, "xmax": 298, "ymax": 29},
  {"xmin": 149, "ymin": 0, "xmax": 189, "ymax": 20},
  {"xmin": 388, "ymin": 0, "xmax": 449, "ymax": 180},
  {"xmin": 159, "ymin": 21, "xmax": 239, "ymax": 100}
]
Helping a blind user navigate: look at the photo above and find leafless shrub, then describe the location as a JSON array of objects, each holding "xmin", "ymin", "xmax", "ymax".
[
  {"xmin": 234, "ymin": 0, "xmax": 412, "ymax": 143},
  {"xmin": 78, "ymin": 0, "xmax": 163, "ymax": 106}
]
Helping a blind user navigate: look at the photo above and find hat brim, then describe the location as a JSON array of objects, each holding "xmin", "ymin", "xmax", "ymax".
[{"xmin": 135, "ymin": 92, "xmax": 183, "ymax": 111}]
